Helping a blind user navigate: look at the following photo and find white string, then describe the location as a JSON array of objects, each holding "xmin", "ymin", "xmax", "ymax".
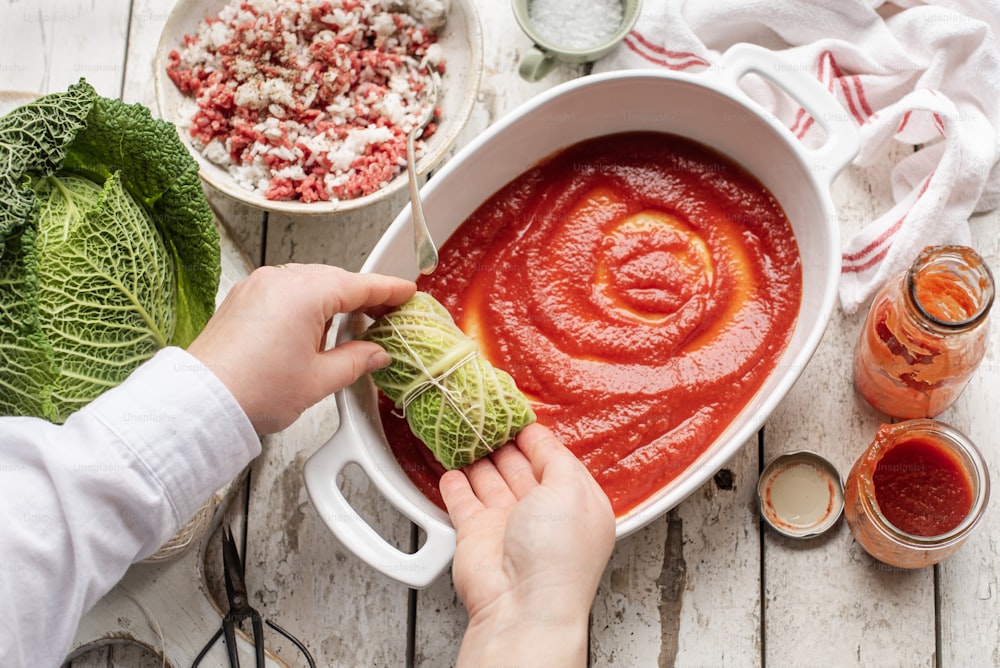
[{"xmin": 400, "ymin": 349, "xmax": 477, "ymax": 411}]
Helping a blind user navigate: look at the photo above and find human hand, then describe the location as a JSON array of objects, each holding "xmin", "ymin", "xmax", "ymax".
[
  {"xmin": 440, "ymin": 423, "xmax": 615, "ymax": 667},
  {"xmin": 187, "ymin": 264, "xmax": 415, "ymax": 434}
]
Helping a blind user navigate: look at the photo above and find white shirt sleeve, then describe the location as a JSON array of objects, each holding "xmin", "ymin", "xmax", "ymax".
[{"xmin": 0, "ymin": 346, "xmax": 261, "ymax": 668}]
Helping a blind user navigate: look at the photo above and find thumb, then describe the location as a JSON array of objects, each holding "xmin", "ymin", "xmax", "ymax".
[{"xmin": 314, "ymin": 340, "xmax": 390, "ymax": 396}]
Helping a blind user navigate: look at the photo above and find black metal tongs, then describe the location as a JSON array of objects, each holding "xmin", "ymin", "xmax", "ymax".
[{"xmin": 192, "ymin": 525, "xmax": 315, "ymax": 668}]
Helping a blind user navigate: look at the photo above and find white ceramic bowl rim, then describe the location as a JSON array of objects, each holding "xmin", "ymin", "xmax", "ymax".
[{"xmin": 303, "ymin": 43, "xmax": 861, "ymax": 588}]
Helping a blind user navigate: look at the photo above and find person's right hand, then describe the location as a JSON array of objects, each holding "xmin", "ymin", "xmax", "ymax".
[
  {"xmin": 440, "ymin": 423, "xmax": 615, "ymax": 667},
  {"xmin": 187, "ymin": 263, "xmax": 415, "ymax": 434}
]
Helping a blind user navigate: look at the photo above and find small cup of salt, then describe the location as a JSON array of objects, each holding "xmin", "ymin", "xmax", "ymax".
[{"xmin": 512, "ymin": 0, "xmax": 642, "ymax": 81}]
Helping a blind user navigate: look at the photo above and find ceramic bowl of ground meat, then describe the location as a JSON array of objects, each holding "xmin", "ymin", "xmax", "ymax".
[{"xmin": 155, "ymin": 0, "xmax": 482, "ymax": 215}]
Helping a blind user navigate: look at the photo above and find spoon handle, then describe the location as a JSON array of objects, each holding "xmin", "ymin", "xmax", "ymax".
[{"xmin": 407, "ymin": 131, "xmax": 439, "ymax": 275}]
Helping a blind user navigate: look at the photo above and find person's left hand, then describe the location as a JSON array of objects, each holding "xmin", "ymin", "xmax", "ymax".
[{"xmin": 187, "ymin": 263, "xmax": 415, "ymax": 433}]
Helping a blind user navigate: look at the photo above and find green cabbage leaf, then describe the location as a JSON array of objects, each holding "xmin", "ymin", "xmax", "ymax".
[
  {"xmin": 362, "ymin": 291, "xmax": 536, "ymax": 470},
  {"xmin": 0, "ymin": 80, "xmax": 220, "ymax": 422}
]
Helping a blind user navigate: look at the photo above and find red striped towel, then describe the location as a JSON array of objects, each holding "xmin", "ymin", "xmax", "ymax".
[{"xmin": 594, "ymin": 0, "xmax": 1000, "ymax": 313}]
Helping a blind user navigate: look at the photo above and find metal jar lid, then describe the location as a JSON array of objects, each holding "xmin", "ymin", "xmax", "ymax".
[{"xmin": 757, "ymin": 450, "xmax": 844, "ymax": 539}]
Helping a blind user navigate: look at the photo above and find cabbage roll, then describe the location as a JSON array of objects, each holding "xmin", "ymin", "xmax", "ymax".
[{"xmin": 362, "ymin": 291, "xmax": 536, "ymax": 470}]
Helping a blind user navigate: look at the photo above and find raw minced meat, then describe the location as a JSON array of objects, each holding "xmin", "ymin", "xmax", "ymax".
[{"xmin": 166, "ymin": 0, "xmax": 447, "ymax": 203}]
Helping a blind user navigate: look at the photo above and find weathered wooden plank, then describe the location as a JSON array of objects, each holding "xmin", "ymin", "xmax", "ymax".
[
  {"xmin": 761, "ymin": 155, "xmax": 937, "ymax": 666},
  {"xmin": 244, "ymin": 397, "xmax": 416, "ymax": 667},
  {"xmin": 0, "ymin": 0, "xmax": 130, "ymax": 97},
  {"xmin": 264, "ymin": 190, "xmax": 410, "ymax": 271},
  {"xmin": 936, "ymin": 208, "xmax": 1000, "ymax": 667},
  {"xmin": 592, "ymin": 436, "xmax": 762, "ymax": 668}
]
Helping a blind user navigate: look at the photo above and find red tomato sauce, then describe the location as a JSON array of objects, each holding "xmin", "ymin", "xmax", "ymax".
[
  {"xmin": 381, "ymin": 132, "xmax": 802, "ymax": 515},
  {"xmin": 914, "ymin": 267, "xmax": 980, "ymax": 323},
  {"xmin": 872, "ymin": 436, "xmax": 974, "ymax": 536}
]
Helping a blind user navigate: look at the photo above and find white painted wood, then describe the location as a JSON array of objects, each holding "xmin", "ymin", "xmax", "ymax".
[
  {"xmin": 264, "ymin": 191, "xmax": 410, "ymax": 271},
  {"xmin": 937, "ymin": 209, "xmax": 1000, "ymax": 668},
  {"xmin": 242, "ymin": 397, "xmax": 417, "ymax": 667},
  {"xmin": 0, "ymin": 0, "xmax": 130, "ymax": 98},
  {"xmin": 592, "ymin": 436, "xmax": 762, "ymax": 668},
  {"xmin": 760, "ymin": 155, "xmax": 937, "ymax": 666}
]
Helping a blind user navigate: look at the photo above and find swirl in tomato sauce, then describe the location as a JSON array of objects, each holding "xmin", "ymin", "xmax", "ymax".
[{"xmin": 381, "ymin": 132, "xmax": 802, "ymax": 515}]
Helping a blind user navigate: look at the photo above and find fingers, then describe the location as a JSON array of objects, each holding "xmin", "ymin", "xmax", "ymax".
[
  {"xmin": 262, "ymin": 263, "xmax": 415, "ymax": 321},
  {"xmin": 516, "ymin": 423, "xmax": 610, "ymax": 504},
  {"xmin": 440, "ymin": 445, "xmax": 529, "ymax": 529},
  {"xmin": 302, "ymin": 265, "xmax": 416, "ymax": 319},
  {"xmin": 515, "ymin": 423, "xmax": 574, "ymax": 482},
  {"xmin": 464, "ymin": 453, "xmax": 518, "ymax": 507},
  {"xmin": 312, "ymin": 340, "xmax": 391, "ymax": 396},
  {"xmin": 490, "ymin": 442, "xmax": 539, "ymax": 498},
  {"xmin": 440, "ymin": 470, "xmax": 483, "ymax": 531},
  {"xmin": 441, "ymin": 427, "xmax": 581, "ymax": 525},
  {"xmin": 264, "ymin": 265, "xmax": 414, "ymax": 392}
]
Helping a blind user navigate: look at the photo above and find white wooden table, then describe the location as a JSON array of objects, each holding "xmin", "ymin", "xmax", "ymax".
[{"xmin": 3, "ymin": 1, "xmax": 1000, "ymax": 666}]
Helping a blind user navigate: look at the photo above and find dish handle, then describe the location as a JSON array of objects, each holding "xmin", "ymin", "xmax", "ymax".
[
  {"xmin": 718, "ymin": 42, "xmax": 860, "ymax": 184},
  {"xmin": 302, "ymin": 394, "xmax": 456, "ymax": 589}
]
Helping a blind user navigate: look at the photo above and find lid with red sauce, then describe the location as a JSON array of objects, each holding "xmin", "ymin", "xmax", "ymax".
[{"xmin": 757, "ymin": 451, "xmax": 845, "ymax": 539}]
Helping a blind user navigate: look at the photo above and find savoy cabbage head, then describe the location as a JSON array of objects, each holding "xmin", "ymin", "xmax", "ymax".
[{"xmin": 0, "ymin": 80, "xmax": 220, "ymax": 423}]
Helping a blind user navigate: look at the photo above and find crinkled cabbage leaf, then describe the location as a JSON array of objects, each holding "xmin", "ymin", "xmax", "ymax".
[
  {"xmin": 0, "ymin": 80, "xmax": 220, "ymax": 422},
  {"xmin": 363, "ymin": 292, "xmax": 536, "ymax": 470}
]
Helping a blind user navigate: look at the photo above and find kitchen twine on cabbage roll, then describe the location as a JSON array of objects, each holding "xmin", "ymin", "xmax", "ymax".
[{"xmin": 385, "ymin": 318, "xmax": 490, "ymax": 447}]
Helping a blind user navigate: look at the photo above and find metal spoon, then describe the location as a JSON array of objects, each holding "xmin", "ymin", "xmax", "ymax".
[{"xmin": 407, "ymin": 82, "xmax": 439, "ymax": 275}]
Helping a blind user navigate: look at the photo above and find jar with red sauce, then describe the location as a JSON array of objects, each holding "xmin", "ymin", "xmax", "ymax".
[
  {"xmin": 853, "ymin": 245, "xmax": 994, "ymax": 418},
  {"xmin": 844, "ymin": 419, "xmax": 990, "ymax": 569}
]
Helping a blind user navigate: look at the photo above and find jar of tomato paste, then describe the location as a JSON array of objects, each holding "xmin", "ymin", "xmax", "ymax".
[
  {"xmin": 853, "ymin": 245, "xmax": 994, "ymax": 418},
  {"xmin": 844, "ymin": 419, "xmax": 989, "ymax": 569}
]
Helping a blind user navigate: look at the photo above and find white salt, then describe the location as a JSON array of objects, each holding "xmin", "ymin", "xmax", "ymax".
[{"xmin": 528, "ymin": 0, "xmax": 624, "ymax": 51}]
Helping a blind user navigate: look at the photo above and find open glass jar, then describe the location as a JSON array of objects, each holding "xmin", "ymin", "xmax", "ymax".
[
  {"xmin": 844, "ymin": 419, "xmax": 990, "ymax": 569},
  {"xmin": 853, "ymin": 245, "xmax": 994, "ymax": 418}
]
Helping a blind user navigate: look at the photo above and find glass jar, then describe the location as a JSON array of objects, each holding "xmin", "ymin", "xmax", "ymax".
[
  {"xmin": 853, "ymin": 245, "xmax": 994, "ymax": 418},
  {"xmin": 843, "ymin": 419, "xmax": 990, "ymax": 569}
]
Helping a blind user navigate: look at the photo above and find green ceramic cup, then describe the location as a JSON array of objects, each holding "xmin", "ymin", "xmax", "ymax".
[{"xmin": 512, "ymin": 0, "xmax": 642, "ymax": 82}]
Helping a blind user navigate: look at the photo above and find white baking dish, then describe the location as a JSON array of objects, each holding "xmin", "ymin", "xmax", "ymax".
[{"xmin": 304, "ymin": 43, "xmax": 859, "ymax": 588}]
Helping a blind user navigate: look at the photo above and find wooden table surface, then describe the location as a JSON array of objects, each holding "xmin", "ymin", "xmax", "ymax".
[{"xmin": 4, "ymin": 1, "xmax": 1000, "ymax": 666}]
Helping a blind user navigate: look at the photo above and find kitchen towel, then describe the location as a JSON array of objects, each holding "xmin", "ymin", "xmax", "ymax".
[{"xmin": 594, "ymin": 0, "xmax": 1000, "ymax": 313}]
